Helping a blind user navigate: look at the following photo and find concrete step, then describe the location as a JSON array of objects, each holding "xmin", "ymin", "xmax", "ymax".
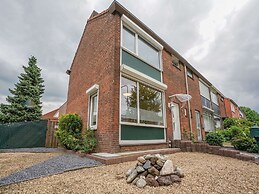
[{"xmin": 87, "ymin": 148, "xmax": 181, "ymax": 165}]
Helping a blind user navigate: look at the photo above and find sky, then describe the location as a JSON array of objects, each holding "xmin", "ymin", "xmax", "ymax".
[{"xmin": 0, "ymin": 0, "xmax": 258, "ymax": 114}]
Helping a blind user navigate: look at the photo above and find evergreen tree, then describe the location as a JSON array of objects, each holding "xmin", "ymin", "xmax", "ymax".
[{"xmin": 0, "ymin": 56, "xmax": 44, "ymax": 123}]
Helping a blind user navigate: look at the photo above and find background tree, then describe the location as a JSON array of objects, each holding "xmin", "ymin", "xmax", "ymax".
[
  {"xmin": 240, "ymin": 106, "xmax": 259, "ymax": 124},
  {"xmin": 0, "ymin": 56, "xmax": 44, "ymax": 123}
]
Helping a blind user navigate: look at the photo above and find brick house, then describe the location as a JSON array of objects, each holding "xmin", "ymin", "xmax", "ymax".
[
  {"xmin": 65, "ymin": 1, "xmax": 240, "ymax": 152},
  {"xmin": 224, "ymin": 98, "xmax": 243, "ymax": 118}
]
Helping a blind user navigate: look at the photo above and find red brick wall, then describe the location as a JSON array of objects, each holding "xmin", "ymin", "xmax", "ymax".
[
  {"xmin": 66, "ymin": 11, "xmax": 121, "ymax": 152},
  {"xmin": 224, "ymin": 98, "xmax": 240, "ymax": 118},
  {"xmin": 218, "ymin": 95, "xmax": 226, "ymax": 118},
  {"xmin": 163, "ymin": 50, "xmax": 204, "ymax": 141},
  {"xmin": 187, "ymin": 74, "xmax": 204, "ymax": 141}
]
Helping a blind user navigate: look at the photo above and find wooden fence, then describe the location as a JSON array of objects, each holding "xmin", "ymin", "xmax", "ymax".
[{"xmin": 45, "ymin": 120, "xmax": 59, "ymax": 148}]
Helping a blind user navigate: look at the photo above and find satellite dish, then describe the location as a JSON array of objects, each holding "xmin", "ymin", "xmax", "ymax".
[{"xmin": 169, "ymin": 94, "xmax": 192, "ymax": 108}]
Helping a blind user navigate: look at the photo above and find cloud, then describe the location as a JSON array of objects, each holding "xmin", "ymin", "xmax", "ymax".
[
  {"xmin": 0, "ymin": 0, "xmax": 258, "ymax": 114},
  {"xmin": 188, "ymin": 0, "xmax": 259, "ymax": 111}
]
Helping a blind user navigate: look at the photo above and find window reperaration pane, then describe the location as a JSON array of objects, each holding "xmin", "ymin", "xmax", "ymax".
[
  {"xmin": 139, "ymin": 84, "xmax": 163, "ymax": 125},
  {"xmin": 90, "ymin": 94, "xmax": 97, "ymax": 127},
  {"xmin": 121, "ymin": 77, "xmax": 137, "ymax": 123},
  {"xmin": 122, "ymin": 27, "xmax": 135, "ymax": 53},
  {"xmin": 138, "ymin": 37, "xmax": 160, "ymax": 69}
]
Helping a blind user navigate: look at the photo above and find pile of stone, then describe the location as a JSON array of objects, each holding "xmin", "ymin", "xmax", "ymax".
[{"xmin": 126, "ymin": 154, "xmax": 184, "ymax": 188}]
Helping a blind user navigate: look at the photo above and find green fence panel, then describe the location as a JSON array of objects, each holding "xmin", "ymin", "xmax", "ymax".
[
  {"xmin": 0, "ymin": 120, "xmax": 47, "ymax": 149},
  {"xmin": 121, "ymin": 125, "xmax": 164, "ymax": 140}
]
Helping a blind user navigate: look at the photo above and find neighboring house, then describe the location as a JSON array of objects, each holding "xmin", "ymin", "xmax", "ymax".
[
  {"xmin": 65, "ymin": 1, "xmax": 241, "ymax": 152},
  {"xmin": 42, "ymin": 102, "xmax": 67, "ymax": 121},
  {"xmin": 224, "ymin": 98, "xmax": 242, "ymax": 119}
]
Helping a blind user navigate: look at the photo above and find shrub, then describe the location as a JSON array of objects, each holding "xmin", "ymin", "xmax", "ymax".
[
  {"xmin": 231, "ymin": 136, "xmax": 255, "ymax": 151},
  {"xmin": 80, "ymin": 129, "xmax": 97, "ymax": 153},
  {"xmin": 217, "ymin": 129, "xmax": 232, "ymax": 142},
  {"xmin": 55, "ymin": 113, "xmax": 97, "ymax": 153},
  {"xmin": 223, "ymin": 118, "xmax": 237, "ymax": 129},
  {"xmin": 206, "ymin": 132, "xmax": 225, "ymax": 146}
]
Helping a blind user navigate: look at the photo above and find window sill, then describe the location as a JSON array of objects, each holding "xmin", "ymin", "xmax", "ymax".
[
  {"xmin": 120, "ymin": 122, "xmax": 165, "ymax": 128},
  {"xmin": 119, "ymin": 139, "xmax": 166, "ymax": 146}
]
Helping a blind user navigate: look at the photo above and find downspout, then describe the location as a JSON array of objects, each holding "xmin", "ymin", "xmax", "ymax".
[{"xmin": 184, "ymin": 65, "xmax": 193, "ymax": 135}]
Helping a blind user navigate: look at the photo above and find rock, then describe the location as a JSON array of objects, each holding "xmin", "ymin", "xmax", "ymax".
[
  {"xmin": 150, "ymin": 156, "xmax": 158, "ymax": 165},
  {"xmin": 132, "ymin": 177, "xmax": 139, "ymax": 185},
  {"xmin": 155, "ymin": 153, "xmax": 167, "ymax": 160},
  {"xmin": 154, "ymin": 164, "xmax": 162, "ymax": 170},
  {"xmin": 148, "ymin": 166, "xmax": 160, "ymax": 176},
  {"xmin": 175, "ymin": 167, "xmax": 184, "ymax": 178},
  {"xmin": 126, "ymin": 167, "xmax": 135, "ymax": 177},
  {"xmin": 139, "ymin": 170, "xmax": 148, "ymax": 177},
  {"xmin": 137, "ymin": 162, "xmax": 143, "ymax": 166},
  {"xmin": 136, "ymin": 166, "xmax": 145, "ymax": 173},
  {"xmin": 146, "ymin": 174, "xmax": 159, "ymax": 187},
  {"xmin": 170, "ymin": 175, "xmax": 181, "ymax": 183},
  {"xmin": 137, "ymin": 156, "xmax": 146, "ymax": 164},
  {"xmin": 156, "ymin": 158, "xmax": 166, "ymax": 167},
  {"xmin": 157, "ymin": 175, "xmax": 172, "ymax": 186},
  {"xmin": 160, "ymin": 160, "xmax": 174, "ymax": 176},
  {"xmin": 136, "ymin": 178, "xmax": 147, "ymax": 188},
  {"xmin": 143, "ymin": 160, "xmax": 152, "ymax": 170},
  {"xmin": 144, "ymin": 154, "xmax": 152, "ymax": 160},
  {"xmin": 126, "ymin": 169, "xmax": 138, "ymax": 183}
]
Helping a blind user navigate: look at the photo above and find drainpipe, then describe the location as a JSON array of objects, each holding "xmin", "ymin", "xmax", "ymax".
[{"xmin": 184, "ymin": 65, "xmax": 193, "ymax": 134}]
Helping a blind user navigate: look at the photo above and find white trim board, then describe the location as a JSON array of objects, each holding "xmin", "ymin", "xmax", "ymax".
[{"xmin": 86, "ymin": 84, "xmax": 99, "ymax": 95}]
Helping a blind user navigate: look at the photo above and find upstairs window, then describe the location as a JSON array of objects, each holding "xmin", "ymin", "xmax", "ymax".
[
  {"xmin": 199, "ymin": 81, "xmax": 211, "ymax": 109},
  {"xmin": 122, "ymin": 27, "xmax": 135, "ymax": 53},
  {"xmin": 138, "ymin": 37, "xmax": 160, "ymax": 69},
  {"xmin": 172, "ymin": 54, "xmax": 180, "ymax": 68},
  {"xmin": 211, "ymin": 92, "xmax": 219, "ymax": 105},
  {"xmin": 122, "ymin": 26, "xmax": 161, "ymax": 69},
  {"xmin": 187, "ymin": 68, "xmax": 193, "ymax": 78}
]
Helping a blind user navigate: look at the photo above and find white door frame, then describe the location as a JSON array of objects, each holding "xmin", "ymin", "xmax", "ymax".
[
  {"xmin": 171, "ymin": 103, "xmax": 181, "ymax": 140},
  {"xmin": 195, "ymin": 111, "xmax": 202, "ymax": 141}
]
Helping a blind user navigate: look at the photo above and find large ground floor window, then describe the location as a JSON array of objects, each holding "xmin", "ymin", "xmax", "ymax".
[{"xmin": 121, "ymin": 76, "xmax": 164, "ymax": 126}]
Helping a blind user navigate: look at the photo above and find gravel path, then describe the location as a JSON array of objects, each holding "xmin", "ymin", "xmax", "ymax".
[
  {"xmin": 0, "ymin": 147, "xmax": 64, "ymax": 153},
  {"xmin": 0, "ymin": 154, "xmax": 102, "ymax": 187},
  {"xmin": 0, "ymin": 152, "xmax": 62, "ymax": 178},
  {"xmin": 0, "ymin": 152, "xmax": 258, "ymax": 194}
]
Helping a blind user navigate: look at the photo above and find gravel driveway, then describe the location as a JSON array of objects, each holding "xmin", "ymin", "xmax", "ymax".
[
  {"xmin": 0, "ymin": 152, "xmax": 258, "ymax": 194},
  {"xmin": 0, "ymin": 154, "xmax": 102, "ymax": 187}
]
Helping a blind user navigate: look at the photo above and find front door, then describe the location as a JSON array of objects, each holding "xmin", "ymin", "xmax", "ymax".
[
  {"xmin": 172, "ymin": 103, "xmax": 181, "ymax": 140},
  {"xmin": 195, "ymin": 111, "xmax": 202, "ymax": 141}
]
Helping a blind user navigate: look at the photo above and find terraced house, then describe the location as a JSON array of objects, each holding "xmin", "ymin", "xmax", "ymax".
[{"xmin": 65, "ymin": 1, "xmax": 241, "ymax": 152}]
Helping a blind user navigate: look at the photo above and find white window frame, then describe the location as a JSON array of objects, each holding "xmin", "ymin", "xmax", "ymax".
[
  {"xmin": 121, "ymin": 15, "xmax": 163, "ymax": 71},
  {"xmin": 86, "ymin": 85, "xmax": 99, "ymax": 130},
  {"xmin": 120, "ymin": 75, "xmax": 165, "ymax": 128}
]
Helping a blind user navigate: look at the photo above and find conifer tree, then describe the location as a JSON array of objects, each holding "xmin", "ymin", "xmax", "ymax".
[{"xmin": 0, "ymin": 56, "xmax": 44, "ymax": 123}]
